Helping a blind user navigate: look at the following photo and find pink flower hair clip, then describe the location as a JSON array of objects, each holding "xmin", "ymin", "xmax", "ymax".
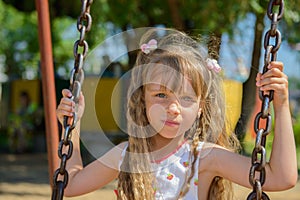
[
  {"xmin": 140, "ymin": 39, "xmax": 158, "ymax": 54},
  {"xmin": 206, "ymin": 58, "xmax": 222, "ymax": 73}
]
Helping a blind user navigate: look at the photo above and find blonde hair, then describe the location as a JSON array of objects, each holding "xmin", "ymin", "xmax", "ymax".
[{"xmin": 117, "ymin": 28, "xmax": 240, "ymax": 200}]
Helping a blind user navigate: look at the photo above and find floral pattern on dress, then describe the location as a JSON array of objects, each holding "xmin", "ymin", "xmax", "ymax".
[{"xmin": 118, "ymin": 141, "xmax": 204, "ymax": 200}]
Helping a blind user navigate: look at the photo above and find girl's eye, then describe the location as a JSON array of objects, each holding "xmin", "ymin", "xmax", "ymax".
[
  {"xmin": 155, "ymin": 93, "xmax": 167, "ymax": 98},
  {"xmin": 181, "ymin": 96, "xmax": 196, "ymax": 102}
]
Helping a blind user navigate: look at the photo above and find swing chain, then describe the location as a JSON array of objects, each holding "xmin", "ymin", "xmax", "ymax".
[
  {"xmin": 52, "ymin": 1, "xmax": 93, "ymax": 200},
  {"xmin": 247, "ymin": 1, "xmax": 284, "ymax": 200}
]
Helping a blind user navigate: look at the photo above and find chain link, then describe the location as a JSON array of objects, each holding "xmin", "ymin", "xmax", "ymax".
[
  {"xmin": 49, "ymin": 1, "xmax": 284, "ymax": 199},
  {"xmin": 51, "ymin": 1, "xmax": 93, "ymax": 199},
  {"xmin": 246, "ymin": 0, "xmax": 284, "ymax": 199}
]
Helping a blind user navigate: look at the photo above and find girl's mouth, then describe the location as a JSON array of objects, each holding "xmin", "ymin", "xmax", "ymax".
[{"xmin": 163, "ymin": 120, "xmax": 180, "ymax": 127}]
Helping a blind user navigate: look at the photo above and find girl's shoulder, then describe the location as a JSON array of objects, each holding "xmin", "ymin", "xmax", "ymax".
[
  {"xmin": 199, "ymin": 142, "xmax": 229, "ymax": 158},
  {"xmin": 117, "ymin": 141, "xmax": 128, "ymax": 150},
  {"xmin": 98, "ymin": 141, "xmax": 128, "ymax": 171},
  {"xmin": 200, "ymin": 142, "xmax": 227, "ymax": 151},
  {"xmin": 197, "ymin": 142, "xmax": 237, "ymax": 172}
]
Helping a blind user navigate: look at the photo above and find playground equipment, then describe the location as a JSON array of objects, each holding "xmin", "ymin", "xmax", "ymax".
[
  {"xmin": 247, "ymin": 1, "xmax": 284, "ymax": 199},
  {"xmin": 34, "ymin": 0, "xmax": 284, "ymax": 199}
]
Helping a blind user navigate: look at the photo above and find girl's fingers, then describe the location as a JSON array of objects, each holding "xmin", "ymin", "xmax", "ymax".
[
  {"xmin": 56, "ymin": 109, "xmax": 73, "ymax": 117},
  {"xmin": 256, "ymin": 62, "xmax": 287, "ymax": 90},
  {"xmin": 257, "ymin": 75, "xmax": 287, "ymax": 92},
  {"xmin": 62, "ymin": 89, "xmax": 73, "ymax": 98},
  {"xmin": 57, "ymin": 89, "xmax": 76, "ymax": 123},
  {"xmin": 256, "ymin": 73, "xmax": 262, "ymax": 81},
  {"xmin": 259, "ymin": 80, "xmax": 286, "ymax": 92},
  {"xmin": 268, "ymin": 61, "xmax": 283, "ymax": 72},
  {"xmin": 59, "ymin": 97, "xmax": 75, "ymax": 108},
  {"xmin": 57, "ymin": 89, "xmax": 85, "ymax": 125},
  {"xmin": 260, "ymin": 61, "xmax": 284, "ymax": 79},
  {"xmin": 256, "ymin": 61, "xmax": 289, "ymax": 106},
  {"xmin": 257, "ymin": 62, "xmax": 286, "ymax": 86},
  {"xmin": 58, "ymin": 100, "xmax": 74, "ymax": 112},
  {"xmin": 57, "ymin": 102, "xmax": 74, "ymax": 116}
]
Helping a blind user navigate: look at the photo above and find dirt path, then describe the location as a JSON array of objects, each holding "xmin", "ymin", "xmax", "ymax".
[{"xmin": 0, "ymin": 153, "xmax": 299, "ymax": 199}]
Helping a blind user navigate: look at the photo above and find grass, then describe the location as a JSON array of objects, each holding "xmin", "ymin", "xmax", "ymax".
[{"xmin": 241, "ymin": 131, "xmax": 300, "ymax": 173}]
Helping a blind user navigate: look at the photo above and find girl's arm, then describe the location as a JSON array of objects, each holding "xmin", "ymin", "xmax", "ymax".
[
  {"xmin": 257, "ymin": 61, "xmax": 298, "ymax": 190},
  {"xmin": 56, "ymin": 89, "xmax": 122, "ymax": 197},
  {"xmin": 62, "ymin": 124, "xmax": 123, "ymax": 197},
  {"xmin": 200, "ymin": 61, "xmax": 297, "ymax": 191}
]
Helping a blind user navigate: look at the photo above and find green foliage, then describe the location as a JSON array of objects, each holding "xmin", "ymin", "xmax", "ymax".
[
  {"xmin": 0, "ymin": 0, "xmax": 299, "ymax": 79},
  {"xmin": 278, "ymin": 1, "xmax": 300, "ymax": 45},
  {"xmin": 0, "ymin": 1, "xmax": 39, "ymax": 79},
  {"xmin": 284, "ymin": 0, "xmax": 300, "ymax": 25},
  {"xmin": 2, "ymin": 0, "xmax": 35, "ymax": 13},
  {"xmin": 249, "ymin": 0, "xmax": 265, "ymax": 14},
  {"xmin": 289, "ymin": 77, "xmax": 300, "ymax": 88},
  {"xmin": 293, "ymin": 114, "xmax": 300, "ymax": 146},
  {"xmin": 51, "ymin": 17, "xmax": 76, "ymax": 71},
  {"xmin": 0, "ymin": 1, "xmax": 107, "ymax": 79},
  {"xmin": 181, "ymin": 0, "xmax": 249, "ymax": 33}
]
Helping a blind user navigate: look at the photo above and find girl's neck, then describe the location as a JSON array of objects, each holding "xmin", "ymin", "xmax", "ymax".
[{"xmin": 150, "ymin": 134, "xmax": 186, "ymax": 161}]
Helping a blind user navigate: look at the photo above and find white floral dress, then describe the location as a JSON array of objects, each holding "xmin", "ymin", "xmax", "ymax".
[{"xmin": 118, "ymin": 140, "xmax": 204, "ymax": 200}]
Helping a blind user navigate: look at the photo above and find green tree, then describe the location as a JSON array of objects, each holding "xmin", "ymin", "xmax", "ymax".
[
  {"xmin": 0, "ymin": 0, "xmax": 106, "ymax": 79},
  {"xmin": 2, "ymin": 0, "xmax": 300, "ymax": 140},
  {"xmin": 282, "ymin": 0, "xmax": 300, "ymax": 48},
  {"xmin": 0, "ymin": 1, "xmax": 39, "ymax": 79},
  {"xmin": 235, "ymin": 0, "xmax": 300, "ymax": 141}
]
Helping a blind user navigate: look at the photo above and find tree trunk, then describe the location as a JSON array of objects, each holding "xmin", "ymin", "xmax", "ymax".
[
  {"xmin": 208, "ymin": 33, "xmax": 222, "ymax": 60},
  {"xmin": 167, "ymin": 0, "xmax": 184, "ymax": 30},
  {"xmin": 234, "ymin": 13, "xmax": 265, "ymax": 141}
]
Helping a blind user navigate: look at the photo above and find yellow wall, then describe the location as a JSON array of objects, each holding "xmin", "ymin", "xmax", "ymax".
[
  {"xmin": 81, "ymin": 78, "xmax": 242, "ymax": 133},
  {"xmin": 9, "ymin": 78, "xmax": 242, "ymax": 133},
  {"xmin": 223, "ymin": 79, "xmax": 242, "ymax": 130},
  {"xmin": 11, "ymin": 80, "xmax": 40, "ymax": 112},
  {"xmin": 81, "ymin": 77, "xmax": 121, "ymax": 132}
]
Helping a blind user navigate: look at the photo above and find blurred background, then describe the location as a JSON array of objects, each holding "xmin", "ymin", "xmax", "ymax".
[{"xmin": 0, "ymin": 0, "xmax": 299, "ymax": 199}]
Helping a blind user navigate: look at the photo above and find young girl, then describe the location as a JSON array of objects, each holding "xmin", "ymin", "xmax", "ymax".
[{"xmin": 56, "ymin": 28, "xmax": 297, "ymax": 199}]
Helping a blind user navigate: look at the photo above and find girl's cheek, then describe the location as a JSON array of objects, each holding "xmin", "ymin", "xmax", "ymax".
[
  {"xmin": 147, "ymin": 104, "xmax": 166, "ymax": 120},
  {"xmin": 146, "ymin": 104, "xmax": 166, "ymax": 132}
]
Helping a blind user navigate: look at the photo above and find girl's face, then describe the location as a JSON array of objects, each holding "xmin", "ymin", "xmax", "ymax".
[{"xmin": 145, "ymin": 75, "xmax": 201, "ymax": 139}]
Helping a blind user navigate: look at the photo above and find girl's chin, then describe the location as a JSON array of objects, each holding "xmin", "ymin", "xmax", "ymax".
[
  {"xmin": 156, "ymin": 130, "xmax": 185, "ymax": 139},
  {"xmin": 152, "ymin": 124, "xmax": 186, "ymax": 139}
]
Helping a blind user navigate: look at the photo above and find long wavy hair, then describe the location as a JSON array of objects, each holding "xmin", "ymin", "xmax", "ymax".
[{"xmin": 117, "ymin": 28, "xmax": 240, "ymax": 200}]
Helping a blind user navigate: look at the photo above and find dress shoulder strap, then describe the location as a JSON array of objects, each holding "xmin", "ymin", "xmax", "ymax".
[
  {"xmin": 196, "ymin": 141, "xmax": 204, "ymax": 152},
  {"xmin": 118, "ymin": 142, "xmax": 128, "ymax": 170}
]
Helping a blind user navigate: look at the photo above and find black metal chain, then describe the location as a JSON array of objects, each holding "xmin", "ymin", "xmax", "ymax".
[
  {"xmin": 51, "ymin": 1, "xmax": 93, "ymax": 199},
  {"xmin": 246, "ymin": 1, "xmax": 284, "ymax": 200}
]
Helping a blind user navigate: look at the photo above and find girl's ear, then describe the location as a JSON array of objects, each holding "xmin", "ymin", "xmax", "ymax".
[
  {"xmin": 198, "ymin": 107, "xmax": 202, "ymax": 118},
  {"xmin": 198, "ymin": 99, "xmax": 205, "ymax": 118}
]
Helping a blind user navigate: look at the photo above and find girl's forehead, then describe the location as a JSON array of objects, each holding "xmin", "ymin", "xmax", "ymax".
[
  {"xmin": 143, "ymin": 63, "xmax": 201, "ymax": 95},
  {"xmin": 145, "ymin": 76, "xmax": 196, "ymax": 95},
  {"xmin": 145, "ymin": 64, "xmax": 182, "ymax": 82}
]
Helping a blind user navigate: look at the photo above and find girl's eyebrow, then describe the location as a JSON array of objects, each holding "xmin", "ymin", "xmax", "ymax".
[
  {"xmin": 147, "ymin": 86, "xmax": 197, "ymax": 97},
  {"xmin": 147, "ymin": 88, "xmax": 169, "ymax": 93},
  {"xmin": 146, "ymin": 84, "xmax": 168, "ymax": 91},
  {"xmin": 146, "ymin": 84, "xmax": 197, "ymax": 96}
]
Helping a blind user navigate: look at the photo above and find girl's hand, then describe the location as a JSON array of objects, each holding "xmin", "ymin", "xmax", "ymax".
[
  {"xmin": 256, "ymin": 61, "xmax": 289, "ymax": 109},
  {"xmin": 56, "ymin": 89, "xmax": 85, "ymax": 125}
]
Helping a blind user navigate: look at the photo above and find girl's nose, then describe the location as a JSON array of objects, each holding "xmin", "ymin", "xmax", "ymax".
[{"xmin": 167, "ymin": 102, "xmax": 181, "ymax": 115}]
